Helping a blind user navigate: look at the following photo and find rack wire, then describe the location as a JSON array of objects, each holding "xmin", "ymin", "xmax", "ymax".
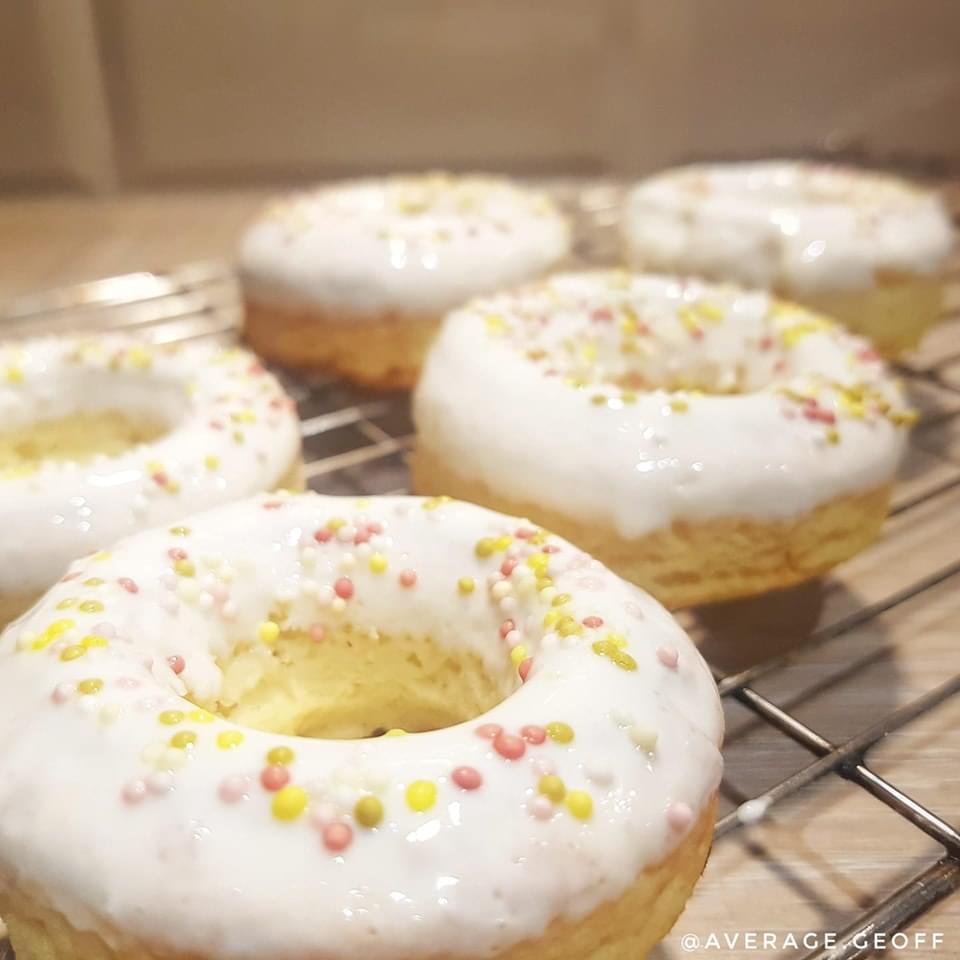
[{"xmin": 1, "ymin": 178, "xmax": 958, "ymax": 960}]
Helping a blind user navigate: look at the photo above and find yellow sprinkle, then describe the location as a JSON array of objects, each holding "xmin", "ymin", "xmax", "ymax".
[
  {"xmin": 174, "ymin": 559, "xmax": 195, "ymax": 578},
  {"xmin": 146, "ymin": 460, "xmax": 163, "ymax": 474},
  {"xmin": 556, "ymin": 616, "xmax": 583, "ymax": 638},
  {"xmin": 535, "ymin": 576, "xmax": 553, "ymax": 592},
  {"xmin": 217, "ymin": 730, "xmax": 244, "ymax": 750},
  {"xmin": 60, "ymin": 645, "xmax": 86, "ymax": 661},
  {"xmin": 621, "ymin": 390, "xmax": 638, "ymax": 404},
  {"xmin": 267, "ymin": 746, "xmax": 295, "ymax": 765},
  {"xmin": 406, "ymin": 780, "xmax": 438, "ymax": 812},
  {"xmin": 422, "ymin": 495, "xmax": 452, "ymax": 511},
  {"xmin": 354, "ymin": 795, "xmax": 385, "ymax": 828},
  {"xmin": 551, "ymin": 593, "xmax": 572, "ymax": 608},
  {"xmin": 170, "ymin": 731, "xmax": 197, "ymax": 750},
  {"xmin": 581, "ymin": 342, "xmax": 598, "ymax": 362},
  {"xmin": 170, "ymin": 525, "xmax": 191, "ymax": 537},
  {"xmin": 127, "ymin": 345, "xmax": 153, "ymax": 369},
  {"xmin": 92, "ymin": 551, "xmax": 110, "ymax": 562},
  {"xmin": 159, "ymin": 710, "xmax": 184, "ymax": 726},
  {"xmin": 696, "ymin": 301, "xmax": 726, "ymax": 323},
  {"xmin": 327, "ymin": 517, "xmax": 346, "ymax": 531},
  {"xmin": 538, "ymin": 775, "xmax": 567, "ymax": 803},
  {"xmin": 475, "ymin": 538, "xmax": 497, "ymax": 558},
  {"xmin": 457, "ymin": 577, "xmax": 475, "ymax": 595},
  {"xmin": 32, "ymin": 618, "xmax": 76, "ymax": 650},
  {"xmin": 230, "ymin": 410, "xmax": 257, "ymax": 424},
  {"xmin": 485, "ymin": 314, "xmax": 507, "ymax": 335},
  {"xmin": 188, "ymin": 709, "xmax": 215, "ymax": 724},
  {"xmin": 368, "ymin": 552, "xmax": 388, "ymax": 574},
  {"xmin": 78, "ymin": 600, "xmax": 104, "ymax": 614},
  {"xmin": 612, "ymin": 650, "xmax": 638, "ymax": 671},
  {"xmin": 825, "ymin": 428, "xmax": 841, "ymax": 445},
  {"xmin": 56, "ymin": 597, "xmax": 77, "ymax": 610},
  {"xmin": 384, "ymin": 728, "xmax": 407, "ymax": 737},
  {"xmin": 83, "ymin": 577, "xmax": 104, "ymax": 587},
  {"xmin": 5, "ymin": 366, "xmax": 24, "ymax": 384},
  {"xmin": 526, "ymin": 553, "xmax": 550, "ymax": 576},
  {"xmin": 565, "ymin": 790, "xmax": 594, "ymax": 820},
  {"xmin": 890, "ymin": 409, "xmax": 918, "ymax": 427},
  {"xmin": 669, "ymin": 398, "xmax": 690, "ymax": 413},
  {"xmin": 546, "ymin": 721, "xmax": 574, "ymax": 744},
  {"xmin": 258, "ymin": 621, "xmax": 280, "ymax": 645},
  {"xmin": 510, "ymin": 645, "xmax": 528, "ymax": 667},
  {"xmin": 272, "ymin": 785, "xmax": 308, "ymax": 821},
  {"xmin": 77, "ymin": 678, "xmax": 103, "ymax": 696},
  {"xmin": 81, "ymin": 634, "xmax": 108, "ymax": 649},
  {"xmin": 542, "ymin": 610, "xmax": 561, "ymax": 628},
  {"xmin": 607, "ymin": 633, "xmax": 628, "ymax": 649},
  {"xmin": 204, "ymin": 454, "xmax": 220, "ymax": 471}
]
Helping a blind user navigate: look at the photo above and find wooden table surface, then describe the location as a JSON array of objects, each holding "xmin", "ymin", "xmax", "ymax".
[{"xmin": 0, "ymin": 186, "xmax": 958, "ymax": 959}]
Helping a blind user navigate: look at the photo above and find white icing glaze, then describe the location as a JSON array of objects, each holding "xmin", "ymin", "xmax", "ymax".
[
  {"xmin": 622, "ymin": 162, "xmax": 954, "ymax": 294},
  {"xmin": 0, "ymin": 337, "xmax": 301, "ymax": 602},
  {"xmin": 239, "ymin": 174, "xmax": 571, "ymax": 315},
  {"xmin": 0, "ymin": 493, "xmax": 722, "ymax": 959},
  {"xmin": 414, "ymin": 271, "xmax": 912, "ymax": 538}
]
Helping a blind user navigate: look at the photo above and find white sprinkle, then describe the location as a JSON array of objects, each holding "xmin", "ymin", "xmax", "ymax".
[
  {"xmin": 339, "ymin": 553, "xmax": 356, "ymax": 571},
  {"xmin": 629, "ymin": 726, "xmax": 659, "ymax": 753},
  {"xmin": 300, "ymin": 547, "xmax": 317, "ymax": 568}
]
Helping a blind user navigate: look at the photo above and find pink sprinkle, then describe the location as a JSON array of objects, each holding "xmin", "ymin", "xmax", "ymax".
[
  {"xmin": 529, "ymin": 796, "xmax": 554, "ymax": 820},
  {"xmin": 500, "ymin": 558, "xmax": 517, "ymax": 577},
  {"xmin": 543, "ymin": 545, "xmax": 561, "ymax": 554},
  {"xmin": 167, "ymin": 547, "xmax": 188, "ymax": 563},
  {"xmin": 122, "ymin": 779, "xmax": 148, "ymax": 804},
  {"xmin": 399, "ymin": 569, "xmax": 418, "ymax": 588},
  {"xmin": 61, "ymin": 571, "xmax": 82, "ymax": 583},
  {"xmin": 262, "ymin": 500, "xmax": 283, "ymax": 511},
  {"xmin": 451, "ymin": 766, "xmax": 483, "ymax": 791},
  {"xmin": 759, "ymin": 335, "xmax": 775, "ymax": 351},
  {"xmin": 657, "ymin": 645, "xmax": 679, "ymax": 669},
  {"xmin": 314, "ymin": 528, "xmax": 333, "ymax": 544},
  {"xmin": 475, "ymin": 723, "xmax": 503, "ymax": 740},
  {"xmin": 51, "ymin": 682, "xmax": 75, "ymax": 704},
  {"xmin": 499, "ymin": 619, "xmax": 516, "ymax": 640},
  {"xmin": 520, "ymin": 724, "xmax": 546, "ymax": 745},
  {"xmin": 353, "ymin": 528, "xmax": 372, "ymax": 545},
  {"xmin": 493, "ymin": 731, "xmax": 526, "ymax": 761},
  {"xmin": 323, "ymin": 822, "xmax": 353, "ymax": 853},
  {"xmin": 667, "ymin": 802, "xmax": 694, "ymax": 832},
  {"xmin": 152, "ymin": 471, "xmax": 168, "ymax": 487},
  {"xmin": 368, "ymin": 521, "xmax": 384, "ymax": 535},
  {"xmin": 590, "ymin": 307, "xmax": 614, "ymax": 324},
  {"xmin": 515, "ymin": 527, "xmax": 535, "ymax": 539},
  {"xmin": 533, "ymin": 758, "xmax": 555, "ymax": 777},
  {"xmin": 219, "ymin": 775, "xmax": 250, "ymax": 804},
  {"xmin": 518, "ymin": 658, "xmax": 533, "ymax": 682},
  {"xmin": 309, "ymin": 624, "xmax": 326, "ymax": 644},
  {"xmin": 334, "ymin": 577, "xmax": 354, "ymax": 600},
  {"xmin": 582, "ymin": 615, "xmax": 604, "ymax": 629},
  {"xmin": 118, "ymin": 577, "xmax": 139, "ymax": 594},
  {"xmin": 260, "ymin": 765, "xmax": 290, "ymax": 791},
  {"xmin": 211, "ymin": 583, "xmax": 229, "ymax": 603},
  {"xmin": 167, "ymin": 655, "xmax": 185, "ymax": 675}
]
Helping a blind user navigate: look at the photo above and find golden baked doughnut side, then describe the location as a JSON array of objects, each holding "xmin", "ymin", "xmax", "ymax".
[{"xmin": 413, "ymin": 447, "xmax": 891, "ymax": 609}]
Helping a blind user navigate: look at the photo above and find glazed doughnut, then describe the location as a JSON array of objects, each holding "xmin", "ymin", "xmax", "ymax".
[
  {"xmin": 622, "ymin": 162, "xmax": 954, "ymax": 356},
  {"xmin": 0, "ymin": 337, "xmax": 302, "ymax": 626},
  {"xmin": 0, "ymin": 492, "xmax": 723, "ymax": 960},
  {"xmin": 413, "ymin": 272, "xmax": 913, "ymax": 608},
  {"xmin": 239, "ymin": 173, "xmax": 571, "ymax": 387}
]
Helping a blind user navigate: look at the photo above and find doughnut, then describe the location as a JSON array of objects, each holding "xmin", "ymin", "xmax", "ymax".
[
  {"xmin": 239, "ymin": 173, "xmax": 571, "ymax": 387},
  {"xmin": 0, "ymin": 337, "xmax": 302, "ymax": 626},
  {"xmin": 412, "ymin": 271, "xmax": 914, "ymax": 609},
  {"xmin": 622, "ymin": 162, "xmax": 954, "ymax": 356},
  {"xmin": 0, "ymin": 492, "xmax": 723, "ymax": 960}
]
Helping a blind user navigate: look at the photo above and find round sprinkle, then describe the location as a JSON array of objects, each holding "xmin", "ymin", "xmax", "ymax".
[
  {"xmin": 521, "ymin": 724, "xmax": 546, "ymax": 745},
  {"xmin": 334, "ymin": 577, "xmax": 354, "ymax": 600},
  {"xmin": 499, "ymin": 619, "xmax": 516, "ymax": 640},
  {"xmin": 60, "ymin": 645, "xmax": 86, "ymax": 662},
  {"xmin": 122, "ymin": 779, "xmax": 148, "ymax": 804},
  {"xmin": 538, "ymin": 775, "xmax": 566, "ymax": 803},
  {"xmin": 546, "ymin": 722, "xmax": 574, "ymax": 744},
  {"xmin": 309, "ymin": 624, "xmax": 326, "ymax": 643},
  {"xmin": 667, "ymin": 801, "xmax": 694, "ymax": 832},
  {"xmin": 451, "ymin": 766, "xmax": 483, "ymax": 791},
  {"xmin": 174, "ymin": 559, "xmax": 196, "ymax": 578},
  {"xmin": 518, "ymin": 658, "xmax": 533, "ymax": 682},
  {"xmin": 529, "ymin": 795, "xmax": 554, "ymax": 820},
  {"xmin": 77, "ymin": 678, "xmax": 103, "ymax": 696},
  {"xmin": 509, "ymin": 645, "xmax": 527, "ymax": 668},
  {"xmin": 158, "ymin": 710, "xmax": 184, "ymax": 726},
  {"xmin": 322, "ymin": 822, "xmax": 353, "ymax": 853},
  {"xmin": 219, "ymin": 775, "xmax": 249, "ymax": 803},
  {"xmin": 657, "ymin": 645, "xmax": 680, "ymax": 669},
  {"xmin": 217, "ymin": 730, "xmax": 244, "ymax": 750},
  {"xmin": 267, "ymin": 746, "xmax": 295, "ymax": 766},
  {"xmin": 475, "ymin": 537, "xmax": 497, "ymax": 558},
  {"xmin": 583, "ymin": 615, "xmax": 604, "ymax": 628},
  {"xmin": 170, "ymin": 731, "xmax": 197, "ymax": 750},
  {"xmin": 406, "ymin": 780, "xmax": 438, "ymax": 812},
  {"xmin": 272, "ymin": 786, "xmax": 308, "ymax": 821},
  {"xmin": 167, "ymin": 655, "xmax": 185, "ymax": 675},
  {"xmin": 475, "ymin": 723, "xmax": 502, "ymax": 740},
  {"xmin": 258, "ymin": 621, "xmax": 280, "ymax": 645},
  {"xmin": 493, "ymin": 731, "xmax": 526, "ymax": 761},
  {"xmin": 565, "ymin": 791, "xmax": 593, "ymax": 820},
  {"xmin": 188, "ymin": 709, "xmax": 215, "ymax": 724},
  {"xmin": 354, "ymin": 795, "xmax": 384, "ymax": 828},
  {"xmin": 368, "ymin": 553, "xmax": 388, "ymax": 574},
  {"xmin": 384, "ymin": 728, "xmax": 407, "ymax": 737},
  {"xmin": 399, "ymin": 569, "xmax": 417, "ymax": 588},
  {"xmin": 457, "ymin": 577, "xmax": 475, "ymax": 595},
  {"xmin": 260, "ymin": 765, "xmax": 291, "ymax": 791}
]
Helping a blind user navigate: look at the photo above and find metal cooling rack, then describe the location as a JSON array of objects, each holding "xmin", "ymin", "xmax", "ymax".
[{"xmin": 1, "ymin": 178, "xmax": 958, "ymax": 960}]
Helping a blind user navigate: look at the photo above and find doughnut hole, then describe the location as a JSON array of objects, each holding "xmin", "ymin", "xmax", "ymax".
[
  {"xmin": 191, "ymin": 622, "xmax": 523, "ymax": 741},
  {"xmin": 0, "ymin": 412, "xmax": 168, "ymax": 476}
]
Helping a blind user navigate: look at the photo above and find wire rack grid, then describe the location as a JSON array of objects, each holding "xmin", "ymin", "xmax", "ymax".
[{"xmin": 1, "ymin": 178, "xmax": 958, "ymax": 960}]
